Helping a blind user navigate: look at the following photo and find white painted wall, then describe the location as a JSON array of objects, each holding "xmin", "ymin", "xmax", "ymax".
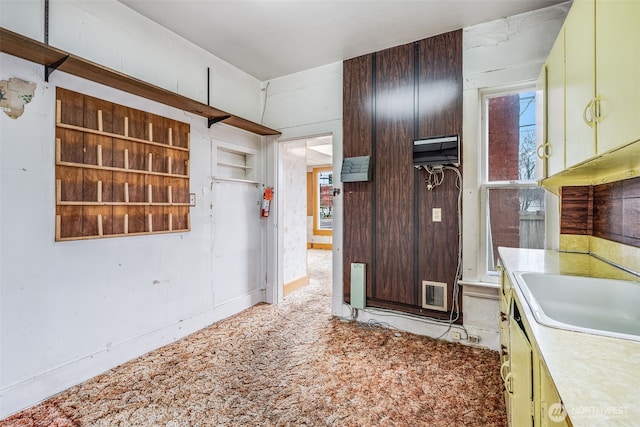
[
  {"xmin": 281, "ymin": 141, "xmax": 308, "ymax": 285},
  {"xmin": 0, "ymin": 0, "xmax": 267, "ymax": 418}
]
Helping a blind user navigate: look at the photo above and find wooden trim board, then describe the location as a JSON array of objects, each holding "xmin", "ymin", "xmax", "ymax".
[
  {"xmin": 309, "ymin": 243, "xmax": 332, "ymax": 250},
  {"xmin": 283, "ymin": 275, "xmax": 310, "ymax": 295}
]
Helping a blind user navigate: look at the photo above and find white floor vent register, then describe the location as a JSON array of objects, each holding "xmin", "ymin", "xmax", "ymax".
[{"xmin": 422, "ymin": 280, "xmax": 447, "ymax": 311}]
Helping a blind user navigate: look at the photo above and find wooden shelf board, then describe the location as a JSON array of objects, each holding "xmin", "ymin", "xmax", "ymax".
[
  {"xmin": 0, "ymin": 26, "xmax": 65, "ymax": 66},
  {"xmin": 1, "ymin": 27, "xmax": 280, "ymax": 136},
  {"xmin": 55, "ymin": 228, "xmax": 191, "ymax": 242},
  {"xmin": 57, "ymin": 201, "xmax": 191, "ymax": 206},
  {"xmin": 57, "ymin": 122, "xmax": 190, "ymax": 152},
  {"xmin": 56, "ymin": 160, "xmax": 189, "ymax": 179}
]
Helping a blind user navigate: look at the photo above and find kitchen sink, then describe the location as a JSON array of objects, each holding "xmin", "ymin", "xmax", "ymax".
[{"xmin": 514, "ymin": 272, "xmax": 640, "ymax": 342}]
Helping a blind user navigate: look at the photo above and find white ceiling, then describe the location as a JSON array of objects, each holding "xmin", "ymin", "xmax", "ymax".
[
  {"xmin": 306, "ymin": 135, "xmax": 333, "ymax": 166},
  {"xmin": 118, "ymin": 0, "xmax": 566, "ymax": 81}
]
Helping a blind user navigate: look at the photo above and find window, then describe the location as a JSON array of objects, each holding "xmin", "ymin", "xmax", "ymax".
[
  {"xmin": 312, "ymin": 166, "xmax": 333, "ymax": 235},
  {"xmin": 481, "ymin": 86, "xmax": 545, "ymax": 281}
]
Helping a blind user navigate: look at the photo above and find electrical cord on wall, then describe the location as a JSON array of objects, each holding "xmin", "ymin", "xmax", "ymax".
[
  {"xmin": 260, "ymin": 81, "xmax": 270, "ymax": 125},
  {"xmin": 422, "ymin": 164, "xmax": 464, "ymax": 338}
]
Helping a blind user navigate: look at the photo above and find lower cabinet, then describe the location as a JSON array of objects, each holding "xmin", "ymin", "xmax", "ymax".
[
  {"xmin": 506, "ymin": 300, "xmax": 534, "ymax": 427},
  {"xmin": 500, "ymin": 264, "xmax": 572, "ymax": 427},
  {"xmin": 538, "ymin": 356, "xmax": 572, "ymax": 427}
]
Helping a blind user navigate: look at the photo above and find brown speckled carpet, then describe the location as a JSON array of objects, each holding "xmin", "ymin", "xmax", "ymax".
[{"xmin": 2, "ymin": 250, "xmax": 506, "ymax": 426}]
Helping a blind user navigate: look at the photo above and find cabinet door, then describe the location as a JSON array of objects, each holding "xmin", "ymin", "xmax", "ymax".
[
  {"xmin": 498, "ymin": 263, "xmax": 511, "ymax": 366},
  {"xmin": 508, "ymin": 318, "xmax": 533, "ymax": 427},
  {"xmin": 499, "ymin": 293, "xmax": 510, "ymax": 365},
  {"xmin": 539, "ymin": 360, "xmax": 571, "ymax": 426},
  {"xmin": 596, "ymin": 0, "xmax": 640, "ymax": 154},
  {"xmin": 564, "ymin": 0, "xmax": 596, "ymax": 168},
  {"xmin": 546, "ymin": 31, "xmax": 566, "ymax": 176}
]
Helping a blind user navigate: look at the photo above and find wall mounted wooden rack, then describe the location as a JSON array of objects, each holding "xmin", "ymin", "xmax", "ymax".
[
  {"xmin": 55, "ymin": 88, "xmax": 191, "ymax": 241},
  {"xmin": 0, "ymin": 27, "xmax": 280, "ymax": 136}
]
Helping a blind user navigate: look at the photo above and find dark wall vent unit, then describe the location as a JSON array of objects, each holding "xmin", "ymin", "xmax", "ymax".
[
  {"xmin": 341, "ymin": 155, "xmax": 371, "ymax": 182},
  {"xmin": 413, "ymin": 134, "xmax": 460, "ymax": 167}
]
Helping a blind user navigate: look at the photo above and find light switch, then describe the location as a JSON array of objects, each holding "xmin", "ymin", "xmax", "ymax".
[
  {"xmin": 190, "ymin": 193, "xmax": 196, "ymax": 206},
  {"xmin": 432, "ymin": 208, "xmax": 442, "ymax": 222}
]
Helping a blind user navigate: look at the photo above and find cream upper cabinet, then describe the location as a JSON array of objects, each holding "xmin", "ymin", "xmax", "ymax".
[
  {"xmin": 564, "ymin": 0, "xmax": 597, "ymax": 168},
  {"xmin": 595, "ymin": 0, "xmax": 640, "ymax": 154},
  {"xmin": 546, "ymin": 31, "xmax": 566, "ymax": 176}
]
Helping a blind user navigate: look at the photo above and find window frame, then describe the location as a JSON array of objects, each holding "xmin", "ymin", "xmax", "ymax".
[
  {"xmin": 312, "ymin": 166, "xmax": 333, "ymax": 236},
  {"xmin": 479, "ymin": 82, "xmax": 543, "ymax": 283}
]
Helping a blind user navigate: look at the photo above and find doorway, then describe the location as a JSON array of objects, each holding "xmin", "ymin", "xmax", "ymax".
[{"xmin": 278, "ymin": 135, "xmax": 333, "ymax": 298}]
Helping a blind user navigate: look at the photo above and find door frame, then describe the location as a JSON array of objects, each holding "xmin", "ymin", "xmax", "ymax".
[{"xmin": 265, "ymin": 129, "xmax": 342, "ymax": 309}]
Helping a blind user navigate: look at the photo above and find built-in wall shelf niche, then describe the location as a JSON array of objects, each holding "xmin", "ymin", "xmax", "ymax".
[
  {"xmin": 214, "ymin": 141, "xmax": 257, "ymax": 182},
  {"xmin": 55, "ymin": 87, "xmax": 191, "ymax": 241}
]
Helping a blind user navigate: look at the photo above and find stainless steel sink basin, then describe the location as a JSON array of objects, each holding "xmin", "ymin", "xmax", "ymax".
[{"xmin": 514, "ymin": 272, "xmax": 640, "ymax": 341}]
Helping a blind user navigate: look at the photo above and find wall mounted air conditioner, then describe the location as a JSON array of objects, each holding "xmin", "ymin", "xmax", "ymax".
[{"xmin": 413, "ymin": 134, "xmax": 460, "ymax": 167}]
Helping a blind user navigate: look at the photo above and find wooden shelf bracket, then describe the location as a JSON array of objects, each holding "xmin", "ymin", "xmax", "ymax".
[{"xmin": 208, "ymin": 115, "xmax": 231, "ymax": 128}]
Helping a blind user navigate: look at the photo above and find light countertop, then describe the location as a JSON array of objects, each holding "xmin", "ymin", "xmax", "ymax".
[{"xmin": 498, "ymin": 247, "xmax": 640, "ymax": 427}]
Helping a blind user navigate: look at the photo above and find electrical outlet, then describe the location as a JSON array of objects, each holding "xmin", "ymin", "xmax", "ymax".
[
  {"xmin": 432, "ymin": 208, "xmax": 442, "ymax": 222},
  {"xmin": 468, "ymin": 334, "xmax": 481, "ymax": 344},
  {"xmin": 451, "ymin": 331, "xmax": 461, "ymax": 341}
]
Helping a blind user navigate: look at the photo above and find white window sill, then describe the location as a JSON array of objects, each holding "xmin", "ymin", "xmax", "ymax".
[{"xmin": 459, "ymin": 280, "xmax": 500, "ymax": 300}]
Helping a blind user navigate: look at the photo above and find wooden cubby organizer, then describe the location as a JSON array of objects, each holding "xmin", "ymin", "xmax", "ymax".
[{"xmin": 55, "ymin": 88, "xmax": 191, "ymax": 241}]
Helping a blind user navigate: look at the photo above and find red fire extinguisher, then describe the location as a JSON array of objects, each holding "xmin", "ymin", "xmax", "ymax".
[{"xmin": 261, "ymin": 187, "xmax": 273, "ymax": 217}]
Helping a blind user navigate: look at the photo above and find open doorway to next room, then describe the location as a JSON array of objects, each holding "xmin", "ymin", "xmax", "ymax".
[{"xmin": 280, "ymin": 135, "xmax": 333, "ymax": 297}]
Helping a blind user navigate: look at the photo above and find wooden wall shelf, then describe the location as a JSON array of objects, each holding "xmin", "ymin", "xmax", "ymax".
[{"xmin": 0, "ymin": 27, "xmax": 280, "ymax": 136}]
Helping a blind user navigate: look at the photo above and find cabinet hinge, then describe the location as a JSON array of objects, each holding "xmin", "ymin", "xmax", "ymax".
[{"xmin": 529, "ymin": 400, "xmax": 535, "ymax": 416}]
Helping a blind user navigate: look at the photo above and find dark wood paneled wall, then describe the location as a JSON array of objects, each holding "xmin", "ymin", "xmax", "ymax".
[
  {"xmin": 374, "ymin": 43, "xmax": 416, "ymax": 305},
  {"xmin": 560, "ymin": 186, "xmax": 593, "ymax": 235},
  {"xmin": 416, "ymin": 32, "xmax": 463, "ymax": 311},
  {"xmin": 418, "ymin": 32, "xmax": 463, "ymax": 138},
  {"xmin": 343, "ymin": 54, "xmax": 374, "ymax": 302},
  {"xmin": 343, "ymin": 30, "xmax": 463, "ymax": 318},
  {"xmin": 561, "ymin": 177, "xmax": 640, "ymax": 248},
  {"xmin": 594, "ymin": 178, "xmax": 640, "ymax": 247}
]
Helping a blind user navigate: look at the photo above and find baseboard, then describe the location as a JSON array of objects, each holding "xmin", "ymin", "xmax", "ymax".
[
  {"xmin": 283, "ymin": 275, "xmax": 309, "ymax": 295},
  {"xmin": 0, "ymin": 289, "xmax": 264, "ymax": 419}
]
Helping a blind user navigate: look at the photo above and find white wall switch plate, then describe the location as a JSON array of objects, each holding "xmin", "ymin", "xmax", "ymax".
[{"xmin": 189, "ymin": 193, "xmax": 196, "ymax": 206}]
